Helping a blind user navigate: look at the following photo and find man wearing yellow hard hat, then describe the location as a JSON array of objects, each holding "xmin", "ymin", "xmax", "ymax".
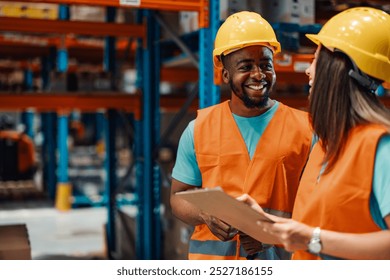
[{"xmin": 170, "ymin": 11, "xmax": 313, "ymax": 260}]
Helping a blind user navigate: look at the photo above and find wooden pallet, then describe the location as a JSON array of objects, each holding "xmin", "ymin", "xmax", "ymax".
[{"xmin": 0, "ymin": 180, "xmax": 44, "ymax": 200}]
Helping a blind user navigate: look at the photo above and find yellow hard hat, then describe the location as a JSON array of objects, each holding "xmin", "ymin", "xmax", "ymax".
[
  {"xmin": 213, "ymin": 11, "xmax": 281, "ymax": 68},
  {"xmin": 306, "ymin": 7, "xmax": 390, "ymax": 83}
]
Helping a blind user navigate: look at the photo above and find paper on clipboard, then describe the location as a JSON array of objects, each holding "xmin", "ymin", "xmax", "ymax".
[{"xmin": 176, "ymin": 187, "xmax": 277, "ymax": 243}]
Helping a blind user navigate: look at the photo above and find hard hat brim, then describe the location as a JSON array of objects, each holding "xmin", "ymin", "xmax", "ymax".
[{"xmin": 305, "ymin": 34, "xmax": 320, "ymax": 46}]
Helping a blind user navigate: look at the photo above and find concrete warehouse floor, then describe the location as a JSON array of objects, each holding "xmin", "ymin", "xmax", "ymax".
[{"xmin": 0, "ymin": 199, "xmax": 107, "ymax": 260}]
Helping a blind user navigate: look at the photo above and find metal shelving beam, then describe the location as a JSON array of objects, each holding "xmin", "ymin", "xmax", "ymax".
[
  {"xmin": 41, "ymin": 112, "xmax": 57, "ymax": 199},
  {"xmin": 21, "ymin": 69, "xmax": 35, "ymax": 138},
  {"xmin": 57, "ymin": 112, "xmax": 70, "ymax": 190},
  {"xmin": 0, "ymin": 0, "xmax": 205, "ymax": 12},
  {"xmin": 0, "ymin": 17, "xmax": 145, "ymax": 38},
  {"xmin": 104, "ymin": 109, "xmax": 118, "ymax": 260},
  {"xmin": 102, "ymin": 7, "xmax": 118, "ymax": 259},
  {"xmin": 199, "ymin": 0, "xmax": 219, "ymax": 108},
  {"xmin": 0, "ymin": 93, "xmax": 142, "ymax": 117},
  {"xmin": 40, "ymin": 53, "xmax": 57, "ymax": 200},
  {"xmin": 0, "ymin": 36, "xmax": 135, "ymax": 66},
  {"xmin": 135, "ymin": 9, "xmax": 161, "ymax": 260},
  {"xmin": 0, "ymin": 34, "xmax": 133, "ymax": 49}
]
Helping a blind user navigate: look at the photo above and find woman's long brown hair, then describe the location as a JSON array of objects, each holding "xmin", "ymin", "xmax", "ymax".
[{"xmin": 309, "ymin": 47, "xmax": 390, "ymax": 173}]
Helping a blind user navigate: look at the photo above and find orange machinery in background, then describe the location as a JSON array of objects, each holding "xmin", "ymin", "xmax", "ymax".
[{"xmin": 0, "ymin": 129, "xmax": 36, "ymax": 182}]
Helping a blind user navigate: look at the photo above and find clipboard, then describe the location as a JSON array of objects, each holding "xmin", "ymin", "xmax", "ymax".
[{"xmin": 176, "ymin": 187, "xmax": 277, "ymax": 243}]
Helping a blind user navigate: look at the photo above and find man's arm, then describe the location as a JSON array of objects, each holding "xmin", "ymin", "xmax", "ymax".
[
  {"xmin": 170, "ymin": 179, "xmax": 204, "ymax": 226},
  {"xmin": 170, "ymin": 179, "xmax": 239, "ymax": 241}
]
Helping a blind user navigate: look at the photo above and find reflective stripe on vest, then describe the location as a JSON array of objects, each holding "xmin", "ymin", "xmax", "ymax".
[
  {"xmin": 264, "ymin": 208, "xmax": 292, "ymax": 218},
  {"xmin": 189, "ymin": 239, "xmax": 292, "ymax": 260},
  {"xmin": 189, "ymin": 240, "xmax": 237, "ymax": 257}
]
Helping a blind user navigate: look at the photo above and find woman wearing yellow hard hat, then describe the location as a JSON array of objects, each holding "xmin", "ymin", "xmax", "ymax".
[{"xmin": 239, "ymin": 7, "xmax": 390, "ymax": 260}]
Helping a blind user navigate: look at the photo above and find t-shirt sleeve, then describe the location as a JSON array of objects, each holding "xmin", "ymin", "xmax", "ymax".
[
  {"xmin": 373, "ymin": 134, "xmax": 390, "ymax": 219},
  {"xmin": 171, "ymin": 120, "xmax": 202, "ymax": 186}
]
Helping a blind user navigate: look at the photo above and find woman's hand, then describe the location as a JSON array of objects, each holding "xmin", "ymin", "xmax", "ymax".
[
  {"xmin": 236, "ymin": 193, "xmax": 265, "ymax": 213},
  {"xmin": 257, "ymin": 219, "xmax": 313, "ymax": 252},
  {"xmin": 236, "ymin": 193, "xmax": 313, "ymax": 251}
]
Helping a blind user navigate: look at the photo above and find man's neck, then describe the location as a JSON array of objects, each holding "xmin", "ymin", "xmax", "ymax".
[{"xmin": 229, "ymin": 98, "xmax": 275, "ymax": 117}]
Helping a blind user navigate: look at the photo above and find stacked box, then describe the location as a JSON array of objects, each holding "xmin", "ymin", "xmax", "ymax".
[
  {"xmin": 250, "ymin": 0, "xmax": 316, "ymax": 52},
  {"xmin": 0, "ymin": 224, "xmax": 32, "ymax": 260},
  {"xmin": 0, "ymin": 1, "xmax": 58, "ymax": 19},
  {"xmin": 251, "ymin": 0, "xmax": 315, "ymax": 25},
  {"xmin": 70, "ymin": 5, "xmax": 105, "ymax": 22},
  {"xmin": 179, "ymin": 11, "xmax": 199, "ymax": 34},
  {"xmin": 220, "ymin": 0, "xmax": 249, "ymax": 20}
]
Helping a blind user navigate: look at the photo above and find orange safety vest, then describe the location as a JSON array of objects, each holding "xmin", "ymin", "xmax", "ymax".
[
  {"xmin": 190, "ymin": 101, "xmax": 312, "ymax": 260},
  {"xmin": 0, "ymin": 130, "xmax": 35, "ymax": 174},
  {"xmin": 292, "ymin": 124, "xmax": 388, "ymax": 260}
]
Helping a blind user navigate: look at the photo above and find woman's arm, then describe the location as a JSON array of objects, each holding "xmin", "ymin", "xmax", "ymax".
[
  {"xmin": 238, "ymin": 193, "xmax": 390, "ymax": 259},
  {"xmin": 320, "ymin": 215, "xmax": 390, "ymax": 259},
  {"xmin": 258, "ymin": 216, "xmax": 390, "ymax": 260}
]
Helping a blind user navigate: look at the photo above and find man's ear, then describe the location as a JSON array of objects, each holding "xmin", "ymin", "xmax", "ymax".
[{"xmin": 222, "ymin": 68, "xmax": 230, "ymax": 83}]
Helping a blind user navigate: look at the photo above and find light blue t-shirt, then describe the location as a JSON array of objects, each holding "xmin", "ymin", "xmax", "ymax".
[
  {"xmin": 172, "ymin": 101, "xmax": 280, "ymax": 186},
  {"xmin": 371, "ymin": 134, "xmax": 390, "ymax": 227}
]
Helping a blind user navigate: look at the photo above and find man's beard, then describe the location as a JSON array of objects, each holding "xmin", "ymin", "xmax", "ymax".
[{"xmin": 230, "ymin": 80, "xmax": 269, "ymax": 109}]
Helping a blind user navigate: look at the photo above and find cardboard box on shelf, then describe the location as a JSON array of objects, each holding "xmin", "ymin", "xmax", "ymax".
[
  {"xmin": 0, "ymin": 1, "xmax": 58, "ymax": 20},
  {"xmin": 219, "ymin": 1, "xmax": 315, "ymax": 26},
  {"xmin": 179, "ymin": 11, "xmax": 199, "ymax": 34},
  {"xmin": 69, "ymin": 5, "xmax": 126, "ymax": 23},
  {"xmin": 251, "ymin": 0, "xmax": 315, "ymax": 25},
  {"xmin": 220, "ymin": 0, "xmax": 249, "ymax": 20},
  {"xmin": 70, "ymin": 5, "xmax": 105, "ymax": 22},
  {"xmin": 0, "ymin": 224, "xmax": 32, "ymax": 260},
  {"xmin": 299, "ymin": 0, "xmax": 315, "ymax": 25}
]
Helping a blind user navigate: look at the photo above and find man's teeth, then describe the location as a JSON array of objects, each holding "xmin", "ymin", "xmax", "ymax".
[{"xmin": 248, "ymin": 84, "xmax": 264, "ymax": 90}]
